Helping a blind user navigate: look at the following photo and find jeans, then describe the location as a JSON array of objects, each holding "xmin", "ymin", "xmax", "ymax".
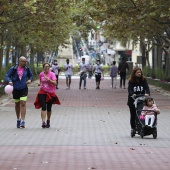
[
  {"xmin": 88, "ymin": 71, "xmax": 92, "ymax": 78},
  {"xmin": 79, "ymin": 73, "xmax": 87, "ymax": 88},
  {"xmin": 111, "ymin": 76, "xmax": 117, "ymax": 87}
]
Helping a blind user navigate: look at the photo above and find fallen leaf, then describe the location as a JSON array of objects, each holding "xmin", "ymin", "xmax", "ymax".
[
  {"xmin": 88, "ymin": 167, "xmax": 97, "ymax": 169},
  {"xmin": 130, "ymin": 148, "xmax": 135, "ymax": 150},
  {"xmin": 41, "ymin": 161, "xmax": 48, "ymax": 164},
  {"xmin": 28, "ymin": 152, "xmax": 35, "ymax": 154}
]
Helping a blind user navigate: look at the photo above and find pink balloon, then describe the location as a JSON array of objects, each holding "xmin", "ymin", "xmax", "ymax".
[{"xmin": 4, "ymin": 85, "xmax": 13, "ymax": 94}]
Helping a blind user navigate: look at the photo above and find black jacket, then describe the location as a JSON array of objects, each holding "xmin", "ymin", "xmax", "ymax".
[
  {"xmin": 127, "ymin": 78, "xmax": 150, "ymax": 107},
  {"xmin": 118, "ymin": 61, "xmax": 129, "ymax": 73}
]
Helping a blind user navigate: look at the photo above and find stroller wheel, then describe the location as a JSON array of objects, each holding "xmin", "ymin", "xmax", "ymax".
[
  {"xmin": 140, "ymin": 131, "xmax": 144, "ymax": 138},
  {"xmin": 131, "ymin": 129, "xmax": 135, "ymax": 138},
  {"xmin": 153, "ymin": 131, "xmax": 157, "ymax": 139}
]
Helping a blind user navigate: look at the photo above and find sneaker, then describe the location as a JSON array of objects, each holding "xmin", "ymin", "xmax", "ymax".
[
  {"xmin": 46, "ymin": 120, "xmax": 50, "ymax": 128},
  {"xmin": 20, "ymin": 121, "xmax": 25, "ymax": 128},
  {"xmin": 42, "ymin": 122, "xmax": 46, "ymax": 128},
  {"xmin": 84, "ymin": 87, "xmax": 86, "ymax": 89},
  {"xmin": 124, "ymin": 86, "xmax": 126, "ymax": 89},
  {"xmin": 17, "ymin": 119, "xmax": 21, "ymax": 128}
]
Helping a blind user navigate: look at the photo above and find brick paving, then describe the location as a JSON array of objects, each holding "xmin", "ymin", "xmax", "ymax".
[{"xmin": 0, "ymin": 76, "xmax": 170, "ymax": 170}]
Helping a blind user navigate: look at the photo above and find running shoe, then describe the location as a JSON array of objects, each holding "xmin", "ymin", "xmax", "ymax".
[
  {"xmin": 46, "ymin": 120, "xmax": 50, "ymax": 128},
  {"xmin": 20, "ymin": 121, "xmax": 25, "ymax": 128},
  {"xmin": 17, "ymin": 119, "xmax": 21, "ymax": 128},
  {"xmin": 42, "ymin": 122, "xmax": 46, "ymax": 128}
]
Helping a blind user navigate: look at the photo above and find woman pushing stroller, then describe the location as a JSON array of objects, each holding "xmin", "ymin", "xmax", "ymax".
[{"xmin": 127, "ymin": 67, "xmax": 150, "ymax": 134}]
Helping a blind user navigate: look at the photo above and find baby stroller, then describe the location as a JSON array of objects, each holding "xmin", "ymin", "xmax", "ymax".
[{"xmin": 131, "ymin": 95, "xmax": 158, "ymax": 139}]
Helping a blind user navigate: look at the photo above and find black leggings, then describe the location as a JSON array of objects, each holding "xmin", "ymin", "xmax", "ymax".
[
  {"xmin": 38, "ymin": 94, "xmax": 53, "ymax": 111},
  {"xmin": 129, "ymin": 106, "xmax": 136, "ymax": 129}
]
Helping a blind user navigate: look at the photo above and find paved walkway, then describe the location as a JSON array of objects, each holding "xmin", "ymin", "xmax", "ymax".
[{"xmin": 0, "ymin": 76, "xmax": 170, "ymax": 170}]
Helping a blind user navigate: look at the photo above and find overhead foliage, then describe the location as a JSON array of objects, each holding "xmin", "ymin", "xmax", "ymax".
[
  {"xmin": 0, "ymin": 0, "xmax": 170, "ymax": 73},
  {"xmin": 70, "ymin": 0, "xmax": 170, "ymax": 45},
  {"xmin": 0, "ymin": 0, "xmax": 75, "ymax": 52},
  {"xmin": 69, "ymin": 0, "xmax": 170, "ymax": 71}
]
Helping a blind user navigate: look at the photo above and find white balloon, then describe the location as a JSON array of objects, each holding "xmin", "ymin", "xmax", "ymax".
[{"xmin": 4, "ymin": 85, "xmax": 13, "ymax": 94}]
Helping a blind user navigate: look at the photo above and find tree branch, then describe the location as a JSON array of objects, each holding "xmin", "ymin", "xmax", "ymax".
[
  {"xmin": 130, "ymin": 0, "xmax": 141, "ymax": 12},
  {"xmin": 0, "ymin": 13, "xmax": 30, "ymax": 25}
]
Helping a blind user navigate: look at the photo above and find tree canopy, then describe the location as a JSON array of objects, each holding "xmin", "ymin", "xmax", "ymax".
[{"xmin": 0, "ymin": 0, "xmax": 170, "ymax": 73}]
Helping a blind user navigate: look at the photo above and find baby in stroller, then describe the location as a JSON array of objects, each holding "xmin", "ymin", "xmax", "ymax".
[
  {"xmin": 141, "ymin": 96, "xmax": 160, "ymax": 128},
  {"xmin": 132, "ymin": 96, "xmax": 160, "ymax": 139}
]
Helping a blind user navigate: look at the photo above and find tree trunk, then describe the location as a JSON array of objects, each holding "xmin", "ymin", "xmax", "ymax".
[
  {"xmin": 5, "ymin": 47, "xmax": 10, "ymax": 67},
  {"xmin": 30, "ymin": 45, "xmax": 35, "ymax": 67},
  {"xmin": 165, "ymin": 52, "xmax": 170, "ymax": 77},
  {"xmin": 21, "ymin": 46, "xmax": 26, "ymax": 57},
  {"xmin": 157, "ymin": 47, "xmax": 162, "ymax": 69},
  {"xmin": 0, "ymin": 35, "xmax": 4, "ymax": 71},
  {"xmin": 153, "ymin": 45, "xmax": 162, "ymax": 69},
  {"xmin": 145, "ymin": 51, "xmax": 150, "ymax": 68},
  {"xmin": 12, "ymin": 40, "xmax": 19, "ymax": 65},
  {"xmin": 5, "ymin": 34, "xmax": 11, "ymax": 67},
  {"xmin": 141, "ymin": 45, "xmax": 146, "ymax": 67}
]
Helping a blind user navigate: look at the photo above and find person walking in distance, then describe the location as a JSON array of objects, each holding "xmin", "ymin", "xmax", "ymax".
[
  {"xmin": 93, "ymin": 59, "xmax": 103, "ymax": 89},
  {"xmin": 5, "ymin": 56, "xmax": 33, "ymax": 128},
  {"xmin": 118, "ymin": 57, "xmax": 129, "ymax": 89},
  {"xmin": 110, "ymin": 61, "xmax": 118, "ymax": 89},
  {"xmin": 88, "ymin": 62, "xmax": 93, "ymax": 79},
  {"xmin": 34, "ymin": 63, "xmax": 61, "ymax": 128},
  {"xmin": 51, "ymin": 59, "xmax": 60, "ymax": 89},
  {"xmin": 64, "ymin": 59, "xmax": 73, "ymax": 89},
  {"xmin": 78, "ymin": 57, "xmax": 89, "ymax": 89}
]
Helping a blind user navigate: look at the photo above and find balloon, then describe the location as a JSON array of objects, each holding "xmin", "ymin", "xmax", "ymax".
[{"xmin": 4, "ymin": 85, "xmax": 13, "ymax": 94}]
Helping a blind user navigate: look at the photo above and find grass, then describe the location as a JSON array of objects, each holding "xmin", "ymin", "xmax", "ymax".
[{"xmin": 147, "ymin": 77, "xmax": 170, "ymax": 91}]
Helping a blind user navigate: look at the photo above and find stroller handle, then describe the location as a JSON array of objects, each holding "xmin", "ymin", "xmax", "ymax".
[{"xmin": 131, "ymin": 94, "xmax": 145, "ymax": 100}]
